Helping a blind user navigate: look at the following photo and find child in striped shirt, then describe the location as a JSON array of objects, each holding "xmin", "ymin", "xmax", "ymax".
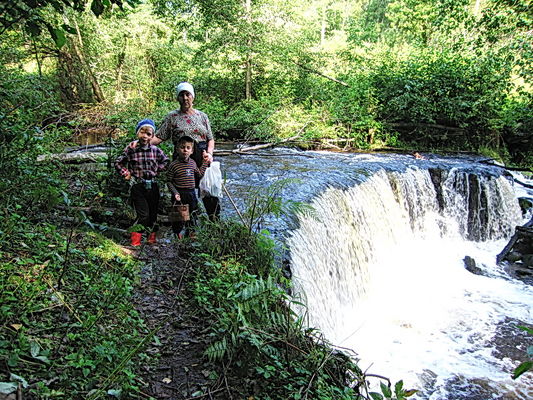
[{"xmin": 167, "ymin": 135, "xmax": 210, "ymax": 238}]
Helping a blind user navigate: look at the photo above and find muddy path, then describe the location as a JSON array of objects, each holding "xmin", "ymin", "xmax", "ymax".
[{"xmin": 128, "ymin": 229, "xmax": 226, "ymax": 399}]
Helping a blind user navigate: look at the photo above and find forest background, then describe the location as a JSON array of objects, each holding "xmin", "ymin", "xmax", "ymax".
[
  {"xmin": 2, "ymin": 0, "xmax": 532, "ymax": 162},
  {"xmin": 0, "ymin": 0, "xmax": 532, "ymax": 399}
]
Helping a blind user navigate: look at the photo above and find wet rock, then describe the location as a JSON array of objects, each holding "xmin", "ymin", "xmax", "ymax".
[
  {"xmin": 518, "ymin": 197, "xmax": 533, "ymax": 215},
  {"xmin": 507, "ymin": 251, "xmax": 523, "ymax": 262},
  {"xmin": 497, "ymin": 222, "xmax": 533, "ymax": 283},
  {"xmin": 463, "ymin": 256, "xmax": 487, "ymax": 276}
]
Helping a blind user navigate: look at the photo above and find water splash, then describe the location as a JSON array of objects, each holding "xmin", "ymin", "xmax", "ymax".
[{"xmin": 288, "ymin": 166, "xmax": 532, "ymax": 399}]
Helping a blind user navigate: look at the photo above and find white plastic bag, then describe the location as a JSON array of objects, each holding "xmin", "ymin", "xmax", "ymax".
[{"xmin": 199, "ymin": 161, "xmax": 223, "ymax": 199}]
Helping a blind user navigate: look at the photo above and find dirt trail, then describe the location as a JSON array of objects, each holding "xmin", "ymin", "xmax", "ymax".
[{"xmin": 129, "ymin": 229, "xmax": 221, "ymax": 399}]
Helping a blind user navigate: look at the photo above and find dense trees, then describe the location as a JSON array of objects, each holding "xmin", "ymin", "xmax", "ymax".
[
  {"xmin": 0, "ymin": 0, "xmax": 531, "ymax": 160},
  {"xmin": 0, "ymin": 1, "xmax": 531, "ymax": 397}
]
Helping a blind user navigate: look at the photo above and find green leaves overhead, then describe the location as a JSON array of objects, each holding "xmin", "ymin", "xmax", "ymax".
[{"xmin": 0, "ymin": 0, "xmax": 140, "ymax": 48}]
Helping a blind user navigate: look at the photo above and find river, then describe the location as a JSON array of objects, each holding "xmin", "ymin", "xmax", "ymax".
[{"xmin": 219, "ymin": 148, "xmax": 533, "ymax": 400}]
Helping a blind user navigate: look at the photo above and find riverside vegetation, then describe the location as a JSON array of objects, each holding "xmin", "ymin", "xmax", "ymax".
[{"xmin": 1, "ymin": 0, "xmax": 532, "ymax": 398}]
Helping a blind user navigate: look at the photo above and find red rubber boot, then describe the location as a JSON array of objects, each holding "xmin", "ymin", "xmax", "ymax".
[
  {"xmin": 147, "ymin": 232, "xmax": 157, "ymax": 244},
  {"xmin": 130, "ymin": 232, "xmax": 142, "ymax": 246}
]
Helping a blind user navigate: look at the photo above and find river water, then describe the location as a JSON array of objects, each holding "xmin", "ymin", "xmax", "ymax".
[{"xmin": 219, "ymin": 148, "xmax": 533, "ymax": 400}]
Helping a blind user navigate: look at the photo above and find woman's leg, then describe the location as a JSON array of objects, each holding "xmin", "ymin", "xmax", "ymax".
[{"xmin": 202, "ymin": 196, "xmax": 220, "ymax": 221}]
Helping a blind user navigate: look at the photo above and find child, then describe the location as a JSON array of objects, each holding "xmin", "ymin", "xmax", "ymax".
[
  {"xmin": 167, "ymin": 135, "xmax": 211, "ymax": 238},
  {"xmin": 115, "ymin": 119, "xmax": 169, "ymax": 246}
]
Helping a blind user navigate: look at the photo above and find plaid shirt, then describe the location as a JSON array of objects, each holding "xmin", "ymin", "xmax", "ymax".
[{"xmin": 115, "ymin": 141, "xmax": 169, "ymax": 180}]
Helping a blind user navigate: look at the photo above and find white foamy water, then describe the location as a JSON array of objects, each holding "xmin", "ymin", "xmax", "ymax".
[{"xmin": 288, "ymin": 167, "xmax": 533, "ymax": 399}]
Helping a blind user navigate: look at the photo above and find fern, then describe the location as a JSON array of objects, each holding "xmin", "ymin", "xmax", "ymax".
[{"xmin": 205, "ymin": 336, "xmax": 228, "ymax": 362}]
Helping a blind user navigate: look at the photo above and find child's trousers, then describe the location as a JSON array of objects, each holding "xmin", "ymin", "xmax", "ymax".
[{"xmin": 131, "ymin": 182, "xmax": 160, "ymax": 232}]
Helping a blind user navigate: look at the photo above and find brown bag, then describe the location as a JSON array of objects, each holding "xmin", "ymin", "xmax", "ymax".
[{"xmin": 169, "ymin": 203, "xmax": 190, "ymax": 222}]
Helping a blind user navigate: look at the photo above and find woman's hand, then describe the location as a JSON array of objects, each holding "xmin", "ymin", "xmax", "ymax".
[
  {"xmin": 124, "ymin": 171, "xmax": 131, "ymax": 180},
  {"xmin": 203, "ymin": 150, "xmax": 213, "ymax": 164},
  {"xmin": 174, "ymin": 193, "xmax": 181, "ymax": 202}
]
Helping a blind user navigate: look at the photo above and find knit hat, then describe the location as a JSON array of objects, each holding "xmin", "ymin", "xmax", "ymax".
[
  {"xmin": 176, "ymin": 82, "xmax": 195, "ymax": 99},
  {"xmin": 135, "ymin": 119, "xmax": 156, "ymax": 134}
]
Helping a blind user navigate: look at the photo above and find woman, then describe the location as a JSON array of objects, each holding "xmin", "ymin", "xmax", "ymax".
[{"xmin": 151, "ymin": 82, "xmax": 220, "ymax": 220}]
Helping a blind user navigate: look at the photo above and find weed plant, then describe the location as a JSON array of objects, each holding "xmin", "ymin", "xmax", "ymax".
[
  {"xmin": 192, "ymin": 217, "xmax": 416, "ymax": 400},
  {"xmin": 0, "ymin": 216, "xmax": 149, "ymax": 398}
]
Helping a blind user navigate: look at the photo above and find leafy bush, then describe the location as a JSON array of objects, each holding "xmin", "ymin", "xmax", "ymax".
[
  {"xmin": 0, "ymin": 222, "xmax": 148, "ymax": 398},
  {"xmin": 370, "ymin": 48, "xmax": 511, "ymax": 149}
]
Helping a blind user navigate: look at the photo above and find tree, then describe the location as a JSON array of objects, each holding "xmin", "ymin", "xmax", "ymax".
[{"xmin": 0, "ymin": 0, "xmax": 139, "ymax": 47}]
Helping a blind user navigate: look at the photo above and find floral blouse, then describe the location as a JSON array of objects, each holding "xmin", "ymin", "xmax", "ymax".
[{"xmin": 156, "ymin": 109, "xmax": 214, "ymax": 148}]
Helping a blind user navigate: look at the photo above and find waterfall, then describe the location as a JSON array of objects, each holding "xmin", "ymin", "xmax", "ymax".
[{"xmin": 287, "ymin": 166, "xmax": 532, "ymax": 399}]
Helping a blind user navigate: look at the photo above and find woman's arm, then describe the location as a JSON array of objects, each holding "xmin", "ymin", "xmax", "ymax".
[
  {"xmin": 151, "ymin": 136, "xmax": 163, "ymax": 146},
  {"xmin": 204, "ymin": 138, "xmax": 215, "ymax": 162}
]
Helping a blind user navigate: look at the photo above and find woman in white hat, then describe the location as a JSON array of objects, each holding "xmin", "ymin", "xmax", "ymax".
[{"xmin": 151, "ymin": 82, "xmax": 220, "ymax": 220}]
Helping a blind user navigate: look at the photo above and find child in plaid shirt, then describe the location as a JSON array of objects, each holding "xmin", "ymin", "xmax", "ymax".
[{"xmin": 115, "ymin": 119, "xmax": 169, "ymax": 246}]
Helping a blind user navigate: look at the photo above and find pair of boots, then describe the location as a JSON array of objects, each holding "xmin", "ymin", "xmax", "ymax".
[{"xmin": 130, "ymin": 232, "xmax": 157, "ymax": 246}]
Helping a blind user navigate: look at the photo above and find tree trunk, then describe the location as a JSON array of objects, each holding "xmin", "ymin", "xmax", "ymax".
[
  {"xmin": 245, "ymin": 0, "xmax": 252, "ymax": 100},
  {"xmin": 72, "ymin": 18, "xmax": 105, "ymax": 103},
  {"xmin": 320, "ymin": 9, "xmax": 326, "ymax": 46}
]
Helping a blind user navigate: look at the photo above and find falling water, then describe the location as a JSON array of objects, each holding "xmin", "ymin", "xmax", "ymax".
[
  {"xmin": 286, "ymin": 164, "xmax": 532, "ymax": 399},
  {"xmin": 219, "ymin": 148, "xmax": 532, "ymax": 399}
]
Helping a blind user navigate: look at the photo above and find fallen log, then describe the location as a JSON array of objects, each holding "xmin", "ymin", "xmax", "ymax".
[
  {"xmin": 387, "ymin": 122, "xmax": 465, "ymax": 133},
  {"xmin": 215, "ymin": 122, "xmax": 310, "ymax": 156},
  {"xmin": 292, "ymin": 60, "xmax": 349, "ymax": 87},
  {"xmin": 37, "ymin": 152, "xmax": 107, "ymax": 163},
  {"xmin": 479, "ymin": 159, "xmax": 533, "ymax": 173}
]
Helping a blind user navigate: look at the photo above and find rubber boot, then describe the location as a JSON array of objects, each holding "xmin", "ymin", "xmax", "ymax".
[
  {"xmin": 147, "ymin": 232, "xmax": 157, "ymax": 244},
  {"xmin": 130, "ymin": 232, "xmax": 142, "ymax": 246}
]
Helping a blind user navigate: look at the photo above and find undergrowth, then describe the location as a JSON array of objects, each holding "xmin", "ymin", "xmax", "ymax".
[
  {"xmin": 0, "ymin": 215, "xmax": 149, "ymax": 398},
  {"xmin": 191, "ymin": 219, "xmax": 416, "ymax": 400}
]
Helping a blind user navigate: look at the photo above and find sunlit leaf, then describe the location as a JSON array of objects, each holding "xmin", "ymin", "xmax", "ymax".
[
  {"xmin": 369, "ymin": 392, "xmax": 383, "ymax": 400},
  {"xmin": 9, "ymin": 373, "xmax": 28, "ymax": 388},
  {"xmin": 30, "ymin": 341, "xmax": 40, "ymax": 358},
  {"xmin": 380, "ymin": 382, "xmax": 392, "ymax": 398},
  {"xmin": 47, "ymin": 25, "xmax": 67, "ymax": 48},
  {"xmin": 512, "ymin": 361, "xmax": 533, "ymax": 379},
  {"xmin": 107, "ymin": 389, "xmax": 122, "ymax": 397},
  {"xmin": 0, "ymin": 382, "xmax": 17, "ymax": 395}
]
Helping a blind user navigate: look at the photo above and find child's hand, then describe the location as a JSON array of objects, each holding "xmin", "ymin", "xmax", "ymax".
[
  {"xmin": 128, "ymin": 140, "xmax": 138, "ymax": 149},
  {"xmin": 174, "ymin": 193, "xmax": 181, "ymax": 202},
  {"xmin": 124, "ymin": 171, "xmax": 131, "ymax": 180}
]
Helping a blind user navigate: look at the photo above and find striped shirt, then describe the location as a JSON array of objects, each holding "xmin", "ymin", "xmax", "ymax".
[
  {"xmin": 115, "ymin": 141, "xmax": 169, "ymax": 179},
  {"xmin": 167, "ymin": 157, "xmax": 209, "ymax": 196}
]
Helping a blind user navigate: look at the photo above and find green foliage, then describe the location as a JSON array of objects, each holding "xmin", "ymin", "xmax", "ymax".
[
  {"xmin": 370, "ymin": 48, "xmax": 512, "ymax": 149},
  {"xmin": 194, "ymin": 219, "xmax": 275, "ymax": 277},
  {"xmin": 369, "ymin": 380, "xmax": 418, "ymax": 400},
  {"xmin": 0, "ymin": 221, "xmax": 148, "ymax": 397},
  {"xmin": 192, "ymin": 221, "xmax": 365, "ymax": 399},
  {"xmin": 0, "ymin": 66, "xmax": 66, "ymax": 217},
  {"xmin": 511, "ymin": 325, "xmax": 533, "ymax": 380},
  {"xmin": 0, "ymin": 0, "xmax": 140, "ymax": 48}
]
